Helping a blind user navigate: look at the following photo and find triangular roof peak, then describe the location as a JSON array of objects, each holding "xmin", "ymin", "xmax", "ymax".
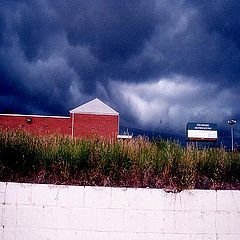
[{"xmin": 70, "ymin": 98, "xmax": 119, "ymax": 115}]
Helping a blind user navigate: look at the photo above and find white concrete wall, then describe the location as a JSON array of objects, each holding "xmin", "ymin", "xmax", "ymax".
[{"xmin": 0, "ymin": 182, "xmax": 240, "ymax": 240}]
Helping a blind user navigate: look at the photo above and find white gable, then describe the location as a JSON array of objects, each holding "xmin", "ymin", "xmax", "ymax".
[{"xmin": 70, "ymin": 98, "xmax": 119, "ymax": 115}]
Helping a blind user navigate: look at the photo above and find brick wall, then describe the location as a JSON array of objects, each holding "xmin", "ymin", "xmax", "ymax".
[
  {"xmin": 0, "ymin": 113, "xmax": 119, "ymax": 139},
  {"xmin": 1, "ymin": 182, "xmax": 240, "ymax": 240},
  {"xmin": 71, "ymin": 113, "xmax": 119, "ymax": 139},
  {"xmin": 0, "ymin": 115, "xmax": 71, "ymax": 136}
]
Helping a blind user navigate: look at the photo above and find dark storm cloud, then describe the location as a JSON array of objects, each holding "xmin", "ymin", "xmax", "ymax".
[
  {"xmin": 50, "ymin": 0, "xmax": 158, "ymax": 61},
  {"xmin": 176, "ymin": 0, "xmax": 240, "ymax": 84},
  {"xmin": 0, "ymin": 0, "xmax": 240, "ymax": 138},
  {"xmin": 16, "ymin": 1, "xmax": 59, "ymax": 61}
]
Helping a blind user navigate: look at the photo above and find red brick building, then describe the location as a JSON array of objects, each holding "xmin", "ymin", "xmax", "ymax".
[{"xmin": 0, "ymin": 98, "xmax": 119, "ymax": 139}]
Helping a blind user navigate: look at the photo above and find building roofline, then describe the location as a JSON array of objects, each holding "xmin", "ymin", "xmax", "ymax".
[
  {"xmin": 0, "ymin": 113, "xmax": 70, "ymax": 119},
  {"xmin": 69, "ymin": 98, "xmax": 119, "ymax": 115},
  {"xmin": 69, "ymin": 111, "xmax": 119, "ymax": 116}
]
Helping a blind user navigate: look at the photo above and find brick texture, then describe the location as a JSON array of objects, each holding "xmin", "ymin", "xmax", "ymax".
[
  {"xmin": 0, "ymin": 115, "xmax": 71, "ymax": 136},
  {"xmin": 0, "ymin": 113, "xmax": 119, "ymax": 139},
  {"xmin": 71, "ymin": 113, "xmax": 119, "ymax": 140}
]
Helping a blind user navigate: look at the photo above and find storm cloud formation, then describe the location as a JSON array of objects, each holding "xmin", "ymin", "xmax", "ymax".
[{"xmin": 0, "ymin": 0, "xmax": 240, "ymax": 138}]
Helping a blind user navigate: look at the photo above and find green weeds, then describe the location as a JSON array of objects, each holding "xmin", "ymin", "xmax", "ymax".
[{"xmin": 0, "ymin": 130, "xmax": 239, "ymax": 190}]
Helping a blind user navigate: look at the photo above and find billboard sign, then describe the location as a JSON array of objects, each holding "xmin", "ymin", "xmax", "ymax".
[{"xmin": 186, "ymin": 122, "xmax": 218, "ymax": 141}]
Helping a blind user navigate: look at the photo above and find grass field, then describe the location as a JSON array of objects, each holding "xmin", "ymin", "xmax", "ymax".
[{"xmin": 0, "ymin": 130, "xmax": 240, "ymax": 190}]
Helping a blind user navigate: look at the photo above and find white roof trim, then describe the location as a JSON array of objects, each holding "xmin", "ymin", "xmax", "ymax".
[
  {"xmin": 0, "ymin": 114, "xmax": 69, "ymax": 119},
  {"xmin": 70, "ymin": 112, "xmax": 119, "ymax": 116},
  {"xmin": 70, "ymin": 98, "xmax": 119, "ymax": 115},
  {"xmin": 117, "ymin": 134, "xmax": 133, "ymax": 139}
]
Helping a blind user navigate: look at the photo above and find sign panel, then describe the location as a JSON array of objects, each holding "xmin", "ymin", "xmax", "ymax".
[{"xmin": 186, "ymin": 122, "xmax": 218, "ymax": 141}]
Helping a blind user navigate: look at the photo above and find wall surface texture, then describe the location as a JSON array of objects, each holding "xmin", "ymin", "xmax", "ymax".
[
  {"xmin": 0, "ymin": 182, "xmax": 240, "ymax": 240},
  {"xmin": 71, "ymin": 113, "xmax": 119, "ymax": 139},
  {"xmin": 0, "ymin": 115, "xmax": 71, "ymax": 136},
  {"xmin": 0, "ymin": 113, "xmax": 119, "ymax": 139}
]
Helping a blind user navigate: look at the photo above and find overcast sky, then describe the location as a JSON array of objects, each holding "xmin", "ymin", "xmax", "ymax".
[{"xmin": 1, "ymin": 0, "xmax": 240, "ymax": 138}]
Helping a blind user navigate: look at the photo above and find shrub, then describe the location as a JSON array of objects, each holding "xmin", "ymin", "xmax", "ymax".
[{"xmin": 0, "ymin": 129, "xmax": 240, "ymax": 190}]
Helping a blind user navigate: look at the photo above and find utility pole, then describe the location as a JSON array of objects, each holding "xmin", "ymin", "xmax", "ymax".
[{"xmin": 158, "ymin": 117, "xmax": 163, "ymax": 137}]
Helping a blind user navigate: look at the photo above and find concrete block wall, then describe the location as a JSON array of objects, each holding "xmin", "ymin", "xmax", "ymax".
[{"xmin": 0, "ymin": 182, "xmax": 240, "ymax": 240}]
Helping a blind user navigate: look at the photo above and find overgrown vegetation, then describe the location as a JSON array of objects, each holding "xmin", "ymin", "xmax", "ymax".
[{"xmin": 0, "ymin": 130, "xmax": 240, "ymax": 190}]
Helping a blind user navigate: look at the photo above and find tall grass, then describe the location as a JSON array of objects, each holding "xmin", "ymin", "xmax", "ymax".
[{"xmin": 0, "ymin": 130, "xmax": 239, "ymax": 190}]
